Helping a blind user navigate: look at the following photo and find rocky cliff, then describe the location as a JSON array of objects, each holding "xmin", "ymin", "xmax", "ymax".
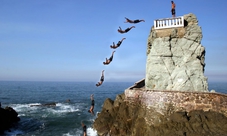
[
  {"xmin": 146, "ymin": 13, "xmax": 208, "ymax": 92},
  {"xmin": 0, "ymin": 106, "xmax": 20, "ymax": 134},
  {"xmin": 94, "ymin": 93, "xmax": 227, "ymax": 136},
  {"xmin": 93, "ymin": 13, "xmax": 227, "ymax": 136}
]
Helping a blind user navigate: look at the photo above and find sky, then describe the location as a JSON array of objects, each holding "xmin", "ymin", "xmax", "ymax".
[{"xmin": 0, "ymin": 0, "xmax": 226, "ymax": 83}]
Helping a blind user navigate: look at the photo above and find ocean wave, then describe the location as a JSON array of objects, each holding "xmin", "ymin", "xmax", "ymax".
[
  {"xmin": 62, "ymin": 133, "xmax": 78, "ymax": 136},
  {"xmin": 9, "ymin": 103, "xmax": 41, "ymax": 113},
  {"xmin": 87, "ymin": 127, "xmax": 98, "ymax": 136},
  {"xmin": 62, "ymin": 127, "xmax": 97, "ymax": 136},
  {"xmin": 8, "ymin": 103, "xmax": 83, "ymax": 117},
  {"xmin": 55, "ymin": 103, "xmax": 81, "ymax": 113}
]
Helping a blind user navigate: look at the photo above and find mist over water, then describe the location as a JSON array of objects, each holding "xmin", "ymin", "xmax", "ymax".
[{"xmin": 0, "ymin": 81, "xmax": 226, "ymax": 136}]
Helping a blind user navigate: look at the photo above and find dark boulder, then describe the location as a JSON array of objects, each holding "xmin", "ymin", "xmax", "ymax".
[{"xmin": 0, "ymin": 107, "xmax": 20, "ymax": 134}]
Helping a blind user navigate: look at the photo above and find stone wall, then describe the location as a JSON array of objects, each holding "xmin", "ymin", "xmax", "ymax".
[
  {"xmin": 146, "ymin": 13, "xmax": 208, "ymax": 92},
  {"xmin": 94, "ymin": 88, "xmax": 227, "ymax": 136},
  {"xmin": 125, "ymin": 88, "xmax": 227, "ymax": 124}
]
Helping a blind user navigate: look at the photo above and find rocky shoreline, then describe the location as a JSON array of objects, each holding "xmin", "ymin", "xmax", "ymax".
[
  {"xmin": 0, "ymin": 106, "xmax": 20, "ymax": 134},
  {"xmin": 93, "ymin": 93, "xmax": 227, "ymax": 136}
]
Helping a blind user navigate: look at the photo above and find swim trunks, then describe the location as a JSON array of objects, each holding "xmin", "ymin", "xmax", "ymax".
[
  {"xmin": 125, "ymin": 28, "xmax": 130, "ymax": 32},
  {"xmin": 172, "ymin": 9, "xmax": 175, "ymax": 15},
  {"xmin": 117, "ymin": 41, "xmax": 122, "ymax": 47},
  {"xmin": 109, "ymin": 55, "xmax": 113, "ymax": 62},
  {"xmin": 100, "ymin": 75, "xmax": 104, "ymax": 82},
  {"xmin": 83, "ymin": 125, "xmax": 86, "ymax": 132},
  {"xmin": 134, "ymin": 20, "xmax": 140, "ymax": 23},
  {"xmin": 91, "ymin": 100, "xmax": 95, "ymax": 106}
]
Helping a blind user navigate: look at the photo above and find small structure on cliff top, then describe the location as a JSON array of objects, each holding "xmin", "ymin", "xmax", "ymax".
[
  {"xmin": 146, "ymin": 13, "xmax": 208, "ymax": 92},
  {"xmin": 154, "ymin": 16, "xmax": 184, "ymax": 29}
]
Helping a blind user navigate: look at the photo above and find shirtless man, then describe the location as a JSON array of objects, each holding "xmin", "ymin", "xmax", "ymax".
[
  {"xmin": 81, "ymin": 122, "xmax": 87, "ymax": 136},
  {"xmin": 118, "ymin": 26, "xmax": 135, "ymax": 34},
  {"xmin": 88, "ymin": 94, "xmax": 94, "ymax": 115},
  {"xmin": 103, "ymin": 51, "xmax": 115, "ymax": 65},
  {"xmin": 171, "ymin": 1, "xmax": 176, "ymax": 17},
  {"xmin": 96, "ymin": 70, "xmax": 104, "ymax": 87},
  {"xmin": 124, "ymin": 17, "xmax": 145, "ymax": 24},
  {"xmin": 110, "ymin": 38, "xmax": 126, "ymax": 49}
]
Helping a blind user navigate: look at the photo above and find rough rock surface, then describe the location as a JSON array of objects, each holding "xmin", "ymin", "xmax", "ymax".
[
  {"xmin": 146, "ymin": 13, "xmax": 208, "ymax": 92},
  {"xmin": 93, "ymin": 13, "xmax": 227, "ymax": 136},
  {"xmin": 0, "ymin": 106, "xmax": 20, "ymax": 134},
  {"xmin": 93, "ymin": 94, "xmax": 227, "ymax": 136}
]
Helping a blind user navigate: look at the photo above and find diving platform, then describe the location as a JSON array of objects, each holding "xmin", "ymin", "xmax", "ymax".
[{"xmin": 154, "ymin": 16, "xmax": 184, "ymax": 29}]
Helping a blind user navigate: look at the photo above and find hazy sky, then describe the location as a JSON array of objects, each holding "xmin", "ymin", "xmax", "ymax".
[{"xmin": 0, "ymin": 0, "xmax": 226, "ymax": 83}]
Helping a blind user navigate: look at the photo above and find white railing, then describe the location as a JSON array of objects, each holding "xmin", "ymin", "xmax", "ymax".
[{"xmin": 154, "ymin": 16, "xmax": 184, "ymax": 29}]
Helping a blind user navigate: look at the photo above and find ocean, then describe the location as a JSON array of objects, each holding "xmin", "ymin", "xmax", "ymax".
[{"xmin": 0, "ymin": 81, "xmax": 226, "ymax": 136}]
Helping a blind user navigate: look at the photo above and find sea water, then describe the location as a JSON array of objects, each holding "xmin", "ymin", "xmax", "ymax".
[{"xmin": 0, "ymin": 81, "xmax": 226, "ymax": 136}]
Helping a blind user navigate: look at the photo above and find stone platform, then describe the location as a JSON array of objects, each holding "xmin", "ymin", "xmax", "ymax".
[{"xmin": 125, "ymin": 84, "xmax": 227, "ymax": 119}]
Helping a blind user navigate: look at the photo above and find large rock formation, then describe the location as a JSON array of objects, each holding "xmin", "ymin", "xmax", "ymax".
[
  {"xmin": 93, "ymin": 13, "xmax": 227, "ymax": 136},
  {"xmin": 94, "ymin": 93, "xmax": 227, "ymax": 136},
  {"xmin": 0, "ymin": 106, "xmax": 20, "ymax": 134},
  {"xmin": 146, "ymin": 13, "xmax": 208, "ymax": 92}
]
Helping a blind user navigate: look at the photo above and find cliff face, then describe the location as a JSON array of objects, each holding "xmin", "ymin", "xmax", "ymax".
[
  {"xmin": 94, "ymin": 94, "xmax": 227, "ymax": 136},
  {"xmin": 146, "ymin": 13, "xmax": 208, "ymax": 92},
  {"xmin": 93, "ymin": 13, "xmax": 227, "ymax": 136}
]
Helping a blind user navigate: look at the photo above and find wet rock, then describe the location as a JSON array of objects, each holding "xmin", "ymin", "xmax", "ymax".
[
  {"xmin": 94, "ymin": 97, "xmax": 227, "ymax": 136},
  {"xmin": 0, "ymin": 107, "xmax": 20, "ymax": 134}
]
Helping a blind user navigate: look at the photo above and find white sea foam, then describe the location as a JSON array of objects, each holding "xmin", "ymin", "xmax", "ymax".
[
  {"xmin": 55, "ymin": 103, "xmax": 80, "ymax": 113},
  {"xmin": 62, "ymin": 127, "xmax": 97, "ymax": 136},
  {"xmin": 18, "ymin": 114, "xmax": 26, "ymax": 117},
  {"xmin": 87, "ymin": 127, "xmax": 98, "ymax": 136},
  {"xmin": 40, "ymin": 103, "xmax": 81, "ymax": 117},
  {"xmin": 9, "ymin": 103, "xmax": 41, "ymax": 116},
  {"xmin": 10, "ymin": 103, "xmax": 31, "ymax": 111},
  {"xmin": 62, "ymin": 132, "xmax": 77, "ymax": 136},
  {"xmin": 41, "ymin": 113, "xmax": 48, "ymax": 118},
  {"xmin": 8, "ymin": 102, "xmax": 84, "ymax": 119}
]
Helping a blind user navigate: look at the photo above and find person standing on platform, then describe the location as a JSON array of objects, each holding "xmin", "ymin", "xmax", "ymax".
[{"xmin": 171, "ymin": 1, "xmax": 176, "ymax": 17}]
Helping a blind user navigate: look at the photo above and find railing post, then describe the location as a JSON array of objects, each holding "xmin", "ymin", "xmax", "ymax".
[
  {"xmin": 166, "ymin": 19, "xmax": 168, "ymax": 27},
  {"xmin": 168, "ymin": 19, "xmax": 171, "ymax": 27},
  {"xmin": 182, "ymin": 16, "xmax": 184, "ymax": 26}
]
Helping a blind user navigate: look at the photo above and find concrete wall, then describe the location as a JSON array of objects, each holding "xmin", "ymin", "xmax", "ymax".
[{"xmin": 125, "ymin": 88, "xmax": 227, "ymax": 117}]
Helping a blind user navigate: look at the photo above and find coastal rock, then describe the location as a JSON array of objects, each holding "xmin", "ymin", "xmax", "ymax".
[
  {"xmin": 146, "ymin": 13, "xmax": 208, "ymax": 92},
  {"xmin": 0, "ymin": 107, "xmax": 20, "ymax": 134},
  {"xmin": 93, "ymin": 13, "xmax": 227, "ymax": 136},
  {"xmin": 93, "ymin": 94, "xmax": 227, "ymax": 136}
]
